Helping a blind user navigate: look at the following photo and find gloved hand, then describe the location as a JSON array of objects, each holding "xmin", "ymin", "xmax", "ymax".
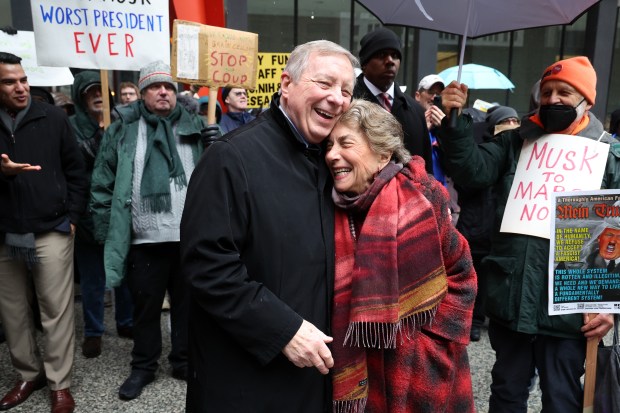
[{"xmin": 200, "ymin": 124, "xmax": 222, "ymax": 147}]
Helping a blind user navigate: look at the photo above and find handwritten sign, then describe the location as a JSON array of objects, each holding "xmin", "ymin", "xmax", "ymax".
[
  {"xmin": 30, "ymin": 0, "xmax": 170, "ymax": 70},
  {"xmin": 171, "ymin": 20, "xmax": 258, "ymax": 89},
  {"xmin": 0, "ymin": 31, "xmax": 73, "ymax": 86},
  {"xmin": 501, "ymin": 134, "xmax": 609, "ymax": 239},
  {"xmin": 246, "ymin": 53, "xmax": 289, "ymax": 109}
]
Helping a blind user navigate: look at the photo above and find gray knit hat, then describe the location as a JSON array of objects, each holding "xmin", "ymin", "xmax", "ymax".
[
  {"xmin": 138, "ymin": 60, "xmax": 177, "ymax": 93},
  {"xmin": 485, "ymin": 105, "xmax": 518, "ymax": 126}
]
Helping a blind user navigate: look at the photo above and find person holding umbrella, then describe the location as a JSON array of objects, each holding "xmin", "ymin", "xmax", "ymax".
[{"xmin": 439, "ymin": 56, "xmax": 617, "ymax": 412}]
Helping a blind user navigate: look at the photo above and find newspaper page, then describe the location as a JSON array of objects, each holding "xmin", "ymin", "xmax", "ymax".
[{"xmin": 549, "ymin": 189, "xmax": 620, "ymax": 315}]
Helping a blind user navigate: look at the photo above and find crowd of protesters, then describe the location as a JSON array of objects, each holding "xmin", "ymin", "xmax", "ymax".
[{"xmin": 1, "ymin": 23, "xmax": 620, "ymax": 413}]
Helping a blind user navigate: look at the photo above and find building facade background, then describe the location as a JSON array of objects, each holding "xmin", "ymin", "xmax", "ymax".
[{"xmin": 2, "ymin": 0, "xmax": 619, "ymax": 125}]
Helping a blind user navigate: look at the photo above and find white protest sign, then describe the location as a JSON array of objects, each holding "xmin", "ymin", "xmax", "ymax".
[
  {"xmin": 501, "ymin": 134, "xmax": 609, "ymax": 239},
  {"xmin": 30, "ymin": 0, "xmax": 170, "ymax": 70},
  {"xmin": 0, "ymin": 31, "xmax": 73, "ymax": 86}
]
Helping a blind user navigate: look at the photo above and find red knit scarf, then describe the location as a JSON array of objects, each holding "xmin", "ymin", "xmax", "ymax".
[{"xmin": 332, "ymin": 162, "xmax": 448, "ymax": 412}]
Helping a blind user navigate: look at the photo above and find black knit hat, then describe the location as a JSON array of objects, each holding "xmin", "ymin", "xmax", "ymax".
[
  {"xmin": 221, "ymin": 87, "xmax": 231, "ymax": 102},
  {"xmin": 359, "ymin": 27, "xmax": 402, "ymax": 65}
]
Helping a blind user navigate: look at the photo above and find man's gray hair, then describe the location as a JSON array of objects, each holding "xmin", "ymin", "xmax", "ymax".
[{"xmin": 284, "ymin": 40, "xmax": 359, "ymax": 83}]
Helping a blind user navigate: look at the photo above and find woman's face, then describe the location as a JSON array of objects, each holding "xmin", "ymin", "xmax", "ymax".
[{"xmin": 325, "ymin": 123, "xmax": 390, "ymax": 195}]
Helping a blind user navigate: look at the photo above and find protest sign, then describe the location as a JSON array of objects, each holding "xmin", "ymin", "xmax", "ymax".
[
  {"xmin": 0, "ymin": 31, "xmax": 73, "ymax": 86},
  {"xmin": 501, "ymin": 134, "xmax": 609, "ymax": 239},
  {"xmin": 549, "ymin": 189, "xmax": 620, "ymax": 315},
  {"xmin": 246, "ymin": 53, "xmax": 289, "ymax": 109},
  {"xmin": 30, "ymin": 0, "xmax": 170, "ymax": 70},
  {"xmin": 171, "ymin": 21, "xmax": 258, "ymax": 90}
]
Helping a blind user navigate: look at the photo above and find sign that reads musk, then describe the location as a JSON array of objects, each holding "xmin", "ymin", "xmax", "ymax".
[
  {"xmin": 501, "ymin": 134, "xmax": 609, "ymax": 239},
  {"xmin": 30, "ymin": 0, "xmax": 170, "ymax": 70}
]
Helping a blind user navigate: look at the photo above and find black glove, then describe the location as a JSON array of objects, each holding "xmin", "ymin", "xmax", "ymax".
[
  {"xmin": 0, "ymin": 27, "xmax": 18, "ymax": 35},
  {"xmin": 200, "ymin": 124, "xmax": 222, "ymax": 147}
]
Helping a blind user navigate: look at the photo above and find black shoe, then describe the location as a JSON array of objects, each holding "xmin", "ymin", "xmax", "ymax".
[
  {"xmin": 116, "ymin": 326, "xmax": 133, "ymax": 339},
  {"xmin": 82, "ymin": 336, "xmax": 102, "ymax": 358},
  {"xmin": 0, "ymin": 324, "xmax": 5, "ymax": 344},
  {"xmin": 470, "ymin": 326, "xmax": 481, "ymax": 342},
  {"xmin": 118, "ymin": 370, "xmax": 155, "ymax": 401},
  {"xmin": 171, "ymin": 366, "xmax": 187, "ymax": 381}
]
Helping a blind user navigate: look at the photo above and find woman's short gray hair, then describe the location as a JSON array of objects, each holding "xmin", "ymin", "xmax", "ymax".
[
  {"xmin": 336, "ymin": 99, "xmax": 412, "ymax": 164},
  {"xmin": 284, "ymin": 40, "xmax": 359, "ymax": 83}
]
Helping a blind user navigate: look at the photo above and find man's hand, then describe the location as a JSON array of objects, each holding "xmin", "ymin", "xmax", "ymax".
[
  {"xmin": 282, "ymin": 319, "xmax": 333, "ymax": 375},
  {"xmin": 582, "ymin": 313, "xmax": 614, "ymax": 340},
  {"xmin": 1, "ymin": 154, "xmax": 41, "ymax": 175},
  {"xmin": 426, "ymin": 105, "xmax": 446, "ymax": 128},
  {"xmin": 441, "ymin": 81, "xmax": 469, "ymax": 119}
]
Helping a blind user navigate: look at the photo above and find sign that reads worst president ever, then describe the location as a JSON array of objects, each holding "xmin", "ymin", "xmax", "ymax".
[{"xmin": 30, "ymin": 0, "xmax": 170, "ymax": 70}]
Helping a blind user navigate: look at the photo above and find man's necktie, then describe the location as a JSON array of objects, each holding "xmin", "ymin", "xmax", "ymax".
[
  {"xmin": 378, "ymin": 93, "xmax": 392, "ymax": 111},
  {"xmin": 608, "ymin": 260, "xmax": 616, "ymax": 273}
]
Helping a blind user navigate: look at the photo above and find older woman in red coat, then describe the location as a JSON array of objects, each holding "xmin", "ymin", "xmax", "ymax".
[{"xmin": 326, "ymin": 99, "xmax": 477, "ymax": 413}]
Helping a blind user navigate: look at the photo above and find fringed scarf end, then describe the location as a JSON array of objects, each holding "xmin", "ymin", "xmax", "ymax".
[
  {"xmin": 343, "ymin": 306, "xmax": 440, "ymax": 349},
  {"xmin": 333, "ymin": 398, "xmax": 367, "ymax": 413},
  {"xmin": 172, "ymin": 174, "xmax": 187, "ymax": 191},
  {"xmin": 141, "ymin": 194, "xmax": 172, "ymax": 213}
]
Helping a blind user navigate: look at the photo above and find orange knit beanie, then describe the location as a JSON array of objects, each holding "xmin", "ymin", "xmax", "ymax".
[{"xmin": 540, "ymin": 56, "xmax": 596, "ymax": 105}]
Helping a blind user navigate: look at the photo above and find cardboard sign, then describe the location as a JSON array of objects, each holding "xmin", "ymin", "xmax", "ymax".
[
  {"xmin": 0, "ymin": 31, "xmax": 73, "ymax": 86},
  {"xmin": 501, "ymin": 134, "xmax": 609, "ymax": 239},
  {"xmin": 171, "ymin": 20, "xmax": 258, "ymax": 89},
  {"xmin": 246, "ymin": 53, "xmax": 289, "ymax": 109},
  {"xmin": 30, "ymin": 0, "xmax": 170, "ymax": 70}
]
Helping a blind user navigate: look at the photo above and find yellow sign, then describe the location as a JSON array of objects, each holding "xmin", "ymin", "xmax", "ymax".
[
  {"xmin": 247, "ymin": 53, "xmax": 289, "ymax": 109},
  {"xmin": 171, "ymin": 20, "xmax": 258, "ymax": 89}
]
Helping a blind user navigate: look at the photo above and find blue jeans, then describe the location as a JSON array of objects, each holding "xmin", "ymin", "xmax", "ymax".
[{"xmin": 75, "ymin": 242, "xmax": 133, "ymax": 337}]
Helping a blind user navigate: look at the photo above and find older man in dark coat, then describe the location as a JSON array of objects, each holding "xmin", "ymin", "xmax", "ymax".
[{"xmin": 180, "ymin": 40, "xmax": 358, "ymax": 412}]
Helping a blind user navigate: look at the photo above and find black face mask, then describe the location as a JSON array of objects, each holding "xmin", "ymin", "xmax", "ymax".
[{"xmin": 538, "ymin": 98, "xmax": 585, "ymax": 132}]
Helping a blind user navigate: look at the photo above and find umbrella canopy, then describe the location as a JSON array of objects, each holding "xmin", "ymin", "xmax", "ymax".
[
  {"xmin": 356, "ymin": 0, "xmax": 600, "ymax": 39},
  {"xmin": 356, "ymin": 0, "xmax": 600, "ymax": 81},
  {"xmin": 438, "ymin": 64, "xmax": 515, "ymax": 90}
]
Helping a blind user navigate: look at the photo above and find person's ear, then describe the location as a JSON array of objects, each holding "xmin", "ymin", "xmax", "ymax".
[
  {"xmin": 280, "ymin": 72, "xmax": 292, "ymax": 98},
  {"xmin": 378, "ymin": 152, "xmax": 392, "ymax": 168}
]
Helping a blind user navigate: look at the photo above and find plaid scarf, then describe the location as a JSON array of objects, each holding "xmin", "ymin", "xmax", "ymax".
[
  {"xmin": 332, "ymin": 162, "xmax": 448, "ymax": 412},
  {"xmin": 138, "ymin": 102, "xmax": 185, "ymax": 213}
]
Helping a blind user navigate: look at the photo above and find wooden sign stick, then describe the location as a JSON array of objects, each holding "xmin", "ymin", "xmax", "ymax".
[
  {"xmin": 207, "ymin": 87, "xmax": 218, "ymax": 125},
  {"xmin": 582, "ymin": 312, "xmax": 598, "ymax": 413},
  {"xmin": 100, "ymin": 69, "xmax": 111, "ymax": 129}
]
